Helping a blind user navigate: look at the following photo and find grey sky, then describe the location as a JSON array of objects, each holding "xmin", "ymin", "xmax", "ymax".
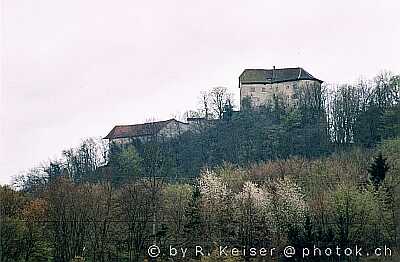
[{"xmin": 1, "ymin": 0, "xmax": 399, "ymax": 184}]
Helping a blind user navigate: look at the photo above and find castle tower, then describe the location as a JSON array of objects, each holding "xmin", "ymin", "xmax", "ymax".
[{"xmin": 239, "ymin": 67, "xmax": 323, "ymax": 108}]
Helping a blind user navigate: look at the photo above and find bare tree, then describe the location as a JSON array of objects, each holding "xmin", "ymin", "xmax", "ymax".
[
  {"xmin": 62, "ymin": 138, "xmax": 105, "ymax": 182},
  {"xmin": 198, "ymin": 91, "xmax": 211, "ymax": 119},
  {"xmin": 85, "ymin": 183, "xmax": 116, "ymax": 262},
  {"xmin": 118, "ymin": 181, "xmax": 155, "ymax": 261},
  {"xmin": 329, "ymin": 84, "xmax": 361, "ymax": 144},
  {"xmin": 209, "ymin": 86, "xmax": 233, "ymax": 119},
  {"xmin": 46, "ymin": 177, "xmax": 89, "ymax": 261},
  {"xmin": 370, "ymin": 71, "xmax": 400, "ymax": 110},
  {"xmin": 356, "ymin": 78, "xmax": 374, "ymax": 112},
  {"xmin": 12, "ymin": 167, "xmax": 49, "ymax": 196}
]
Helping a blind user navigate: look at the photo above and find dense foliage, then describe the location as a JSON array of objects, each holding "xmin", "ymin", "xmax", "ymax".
[
  {"xmin": 1, "ymin": 71, "xmax": 400, "ymax": 261},
  {"xmin": 1, "ymin": 142, "xmax": 399, "ymax": 261}
]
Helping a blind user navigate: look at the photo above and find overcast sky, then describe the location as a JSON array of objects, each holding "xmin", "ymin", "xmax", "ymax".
[{"xmin": 1, "ymin": 0, "xmax": 399, "ymax": 184}]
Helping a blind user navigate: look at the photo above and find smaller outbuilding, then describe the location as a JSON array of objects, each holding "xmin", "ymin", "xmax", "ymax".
[{"xmin": 104, "ymin": 118, "xmax": 189, "ymax": 144}]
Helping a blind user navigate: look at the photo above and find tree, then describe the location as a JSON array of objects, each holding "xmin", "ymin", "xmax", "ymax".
[
  {"xmin": 45, "ymin": 161, "xmax": 63, "ymax": 183},
  {"xmin": 0, "ymin": 186, "xmax": 27, "ymax": 261},
  {"xmin": 271, "ymin": 177, "xmax": 307, "ymax": 245},
  {"xmin": 141, "ymin": 142, "xmax": 175, "ymax": 178},
  {"xmin": 183, "ymin": 185, "xmax": 204, "ymax": 246},
  {"xmin": 240, "ymin": 96, "xmax": 252, "ymax": 112},
  {"xmin": 354, "ymin": 105, "xmax": 383, "ymax": 147},
  {"xmin": 46, "ymin": 177, "xmax": 89, "ymax": 261},
  {"xmin": 85, "ymin": 183, "xmax": 118, "ymax": 262},
  {"xmin": 209, "ymin": 86, "xmax": 233, "ymax": 119},
  {"xmin": 381, "ymin": 104, "xmax": 400, "ymax": 139},
  {"xmin": 235, "ymin": 181, "xmax": 274, "ymax": 250},
  {"xmin": 222, "ymin": 99, "xmax": 234, "ymax": 121},
  {"xmin": 368, "ymin": 153, "xmax": 390, "ymax": 189},
  {"xmin": 373, "ymin": 71, "xmax": 399, "ymax": 109},
  {"xmin": 161, "ymin": 184, "xmax": 192, "ymax": 245},
  {"xmin": 329, "ymin": 84, "xmax": 361, "ymax": 145},
  {"xmin": 329, "ymin": 184, "xmax": 388, "ymax": 248},
  {"xmin": 118, "ymin": 181, "xmax": 154, "ymax": 261},
  {"xmin": 199, "ymin": 91, "xmax": 211, "ymax": 119},
  {"xmin": 12, "ymin": 167, "xmax": 49, "ymax": 196},
  {"xmin": 21, "ymin": 198, "xmax": 51, "ymax": 261},
  {"xmin": 108, "ymin": 143, "xmax": 142, "ymax": 184},
  {"xmin": 62, "ymin": 138, "xmax": 106, "ymax": 183}
]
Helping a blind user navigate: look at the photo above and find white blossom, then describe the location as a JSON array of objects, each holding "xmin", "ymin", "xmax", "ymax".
[
  {"xmin": 273, "ymin": 178, "xmax": 307, "ymax": 229},
  {"xmin": 236, "ymin": 181, "xmax": 271, "ymax": 211},
  {"xmin": 198, "ymin": 169, "xmax": 230, "ymax": 205}
]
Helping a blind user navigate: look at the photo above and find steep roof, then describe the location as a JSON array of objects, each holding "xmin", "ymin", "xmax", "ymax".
[
  {"xmin": 239, "ymin": 67, "xmax": 323, "ymax": 85},
  {"xmin": 104, "ymin": 119, "xmax": 185, "ymax": 139}
]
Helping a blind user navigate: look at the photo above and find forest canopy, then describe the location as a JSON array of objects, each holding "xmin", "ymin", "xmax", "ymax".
[{"xmin": 1, "ymin": 71, "xmax": 400, "ymax": 261}]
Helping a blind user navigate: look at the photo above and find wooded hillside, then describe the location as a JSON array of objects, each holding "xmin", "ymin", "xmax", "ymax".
[{"xmin": 1, "ymin": 71, "xmax": 400, "ymax": 261}]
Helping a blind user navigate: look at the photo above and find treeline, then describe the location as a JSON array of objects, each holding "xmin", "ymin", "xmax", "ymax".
[
  {"xmin": 161, "ymin": 71, "xmax": 400, "ymax": 177},
  {"xmin": 326, "ymin": 72, "xmax": 400, "ymax": 146},
  {"xmin": 10, "ymin": 71, "xmax": 400, "ymax": 185},
  {"xmin": 1, "ymin": 71, "xmax": 400, "ymax": 261},
  {"xmin": 1, "ymin": 139, "xmax": 399, "ymax": 261}
]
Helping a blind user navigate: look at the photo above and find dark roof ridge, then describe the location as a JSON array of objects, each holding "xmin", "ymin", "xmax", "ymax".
[
  {"xmin": 112, "ymin": 118, "xmax": 187, "ymax": 127},
  {"xmin": 104, "ymin": 118, "xmax": 187, "ymax": 139},
  {"xmin": 239, "ymin": 67, "xmax": 323, "ymax": 84},
  {"xmin": 242, "ymin": 67, "xmax": 303, "ymax": 71}
]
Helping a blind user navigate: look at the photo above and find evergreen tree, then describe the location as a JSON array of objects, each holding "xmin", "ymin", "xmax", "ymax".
[
  {"xmin": 183, "ymin": 185, "xmax": 203, "ymax": 246},
  {"xmin": 222, "ymin": 99, "xmax": 234, "ymax": 121},
  {"xmin": 368, "ymin": 153, "xmax": 390, "ymax": 189}
]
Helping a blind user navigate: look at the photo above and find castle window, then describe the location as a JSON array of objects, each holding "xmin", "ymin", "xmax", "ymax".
[
  {"xmin": 251, "ymin": 87, "xmax": 255, "ymax": 92},
  {"xmin": 262, "ymin": 87, "xmax": 266, "ymax": 92}
]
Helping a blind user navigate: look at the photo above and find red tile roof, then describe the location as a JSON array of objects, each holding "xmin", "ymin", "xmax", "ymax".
[{"xmin": 104, "ymin": 119, "xmax": 185, "ymax": 139}]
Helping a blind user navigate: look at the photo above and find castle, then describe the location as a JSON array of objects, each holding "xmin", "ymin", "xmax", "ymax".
[
  {"xmin": 239, "ymin": 67, "xmax": 323, "ymax": 108},
  {"xmin": 105, "ymin": 67, "xmax": 323, "ymax": 143}
]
